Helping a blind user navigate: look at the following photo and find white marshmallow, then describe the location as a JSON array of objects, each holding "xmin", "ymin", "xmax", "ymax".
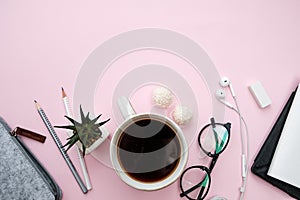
[
  {"xmin": 152, "ymin": 87, "xmax": 173, "ymax": 108},
  {"xmin": 172, "ymin": 105, "xmax": 192, "ymax": 125}
]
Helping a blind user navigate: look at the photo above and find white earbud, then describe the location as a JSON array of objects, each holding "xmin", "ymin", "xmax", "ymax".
[
  {"xmin": 215, "ymin": 89, "xmax": 234, "ymax": 109},
  {"xmin": 215, "ymin": 89, "xmax": 226, "ymax": 99},
  {"xmin": 220, "ymin": 77, "xmax": 236, "ymax": 97}
]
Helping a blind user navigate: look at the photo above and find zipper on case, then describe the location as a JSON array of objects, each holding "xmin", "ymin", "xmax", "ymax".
[{"xmin": 10, "ymin": 127, "xmax": 46, "ymax": 143}]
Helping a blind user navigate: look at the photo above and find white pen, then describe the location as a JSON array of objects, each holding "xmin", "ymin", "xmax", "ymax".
[{"xmin": 61, "ymin": 87, "xmax": 92, "ymax": 190}]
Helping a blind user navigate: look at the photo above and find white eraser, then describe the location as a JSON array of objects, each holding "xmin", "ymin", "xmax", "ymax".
[{"xmin": 248, "ymin": 81, "xmax": 272, "ymax": 108}]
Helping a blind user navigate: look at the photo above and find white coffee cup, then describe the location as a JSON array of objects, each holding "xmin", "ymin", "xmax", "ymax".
[{"xmin": 110, "ymin": 96, "xmax": 188, "ymax": 191}]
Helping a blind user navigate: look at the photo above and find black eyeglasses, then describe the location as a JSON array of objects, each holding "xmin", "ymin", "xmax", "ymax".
[{"xmin": 179, "ymin": 118, "xmax": 231, "ymax": 200}]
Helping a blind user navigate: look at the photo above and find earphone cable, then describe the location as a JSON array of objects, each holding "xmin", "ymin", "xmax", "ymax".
[
  {"xmin": 233, "ymin": 97, "xmax": 250, "ymax": 200},
  {"xmin": 217, "ymin": 77, "xmax": 250, "ymax": 200}
]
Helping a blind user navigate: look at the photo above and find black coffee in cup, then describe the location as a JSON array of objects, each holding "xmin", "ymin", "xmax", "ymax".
[{"xmin": 117, "ymin": 117, "xmax": 181, "ymax": 183}]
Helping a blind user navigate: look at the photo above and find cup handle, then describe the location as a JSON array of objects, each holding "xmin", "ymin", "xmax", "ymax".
[{"xmin": 118, "ymin": 96, "xmax": 136, "ymax": 119}]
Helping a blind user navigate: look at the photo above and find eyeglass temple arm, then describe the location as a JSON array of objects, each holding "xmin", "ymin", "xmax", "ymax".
[
  {"xmin": 197, "ymin": 187, "xmax": 205, "ymax": 200},
  {"xmin": 210, "ymin": 117, "xmax": 220, "ymax": 148},
  {"xmin": 210, "ymin": 117, "xmax": 216, "ymax": 128},
  {"xmin": 209, "ymin": 154, "xmax": 219, "ymax": 171},
  {"xmin": 210, "ymin": 128, "xmax": 228, "ymax": 170},
  {"xmin": 180, "ymin": 181, "xmax": 202, "ymax": 197},
  {"xmin": 197, "ymin": 175, "xmax": 209, "ymax": 200}
]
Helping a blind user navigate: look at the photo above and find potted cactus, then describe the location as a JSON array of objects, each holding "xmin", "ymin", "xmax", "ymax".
[{"xmin": 55, "ymin": 105, "xmax": 110, "ymax": 156}]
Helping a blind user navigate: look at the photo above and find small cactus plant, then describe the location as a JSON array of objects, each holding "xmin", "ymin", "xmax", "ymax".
[{"xmin": 55, "ymin": 105, "xmax": 110, "ymax": 156}]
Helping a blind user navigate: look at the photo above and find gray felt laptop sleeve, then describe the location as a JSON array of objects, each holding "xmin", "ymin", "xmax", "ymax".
[{"xmin": 0, "ymin": 116, "xmax": 62, "ymax": 200}]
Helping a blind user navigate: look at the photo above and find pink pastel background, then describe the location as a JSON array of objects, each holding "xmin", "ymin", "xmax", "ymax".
[{"xmin": 1, "ymin": 0, "xmax": 300, "ymax": 199}]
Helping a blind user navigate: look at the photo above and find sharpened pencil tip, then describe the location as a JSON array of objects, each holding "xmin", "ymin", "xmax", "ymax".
[
  {"xmin": 34, "ymin": 100, "xmax": 41, "ymax": 109},
  {"xmin": 61, "ymin": 87, "xmax": 67, "ymax": 98}
]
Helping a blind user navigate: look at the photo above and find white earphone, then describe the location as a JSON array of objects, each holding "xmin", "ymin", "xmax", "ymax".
[
  {"xmin": 215, "ymin": 77, "xmax": 249, "ymax": 200},
  {"xmin": 220, "ymin": 77, "xmax": 236, "ymax": 97},
  {"xmin": 215, "ymin": 89, "xmax": 235, "ymax": 109}
]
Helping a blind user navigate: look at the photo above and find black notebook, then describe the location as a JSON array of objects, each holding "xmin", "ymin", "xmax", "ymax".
[{"xmin": 251, "ymin": 87, "xmax": 300, "ymax": 199}]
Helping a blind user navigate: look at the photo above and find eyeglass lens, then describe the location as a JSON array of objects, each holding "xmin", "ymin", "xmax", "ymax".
[
  {"xmin": 180, "ymin": 166, "xmax": 211, "ymax": 200},
  {"xmin": 198, "ymin": 124, "xmax": 229, "ymax": 156}
]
